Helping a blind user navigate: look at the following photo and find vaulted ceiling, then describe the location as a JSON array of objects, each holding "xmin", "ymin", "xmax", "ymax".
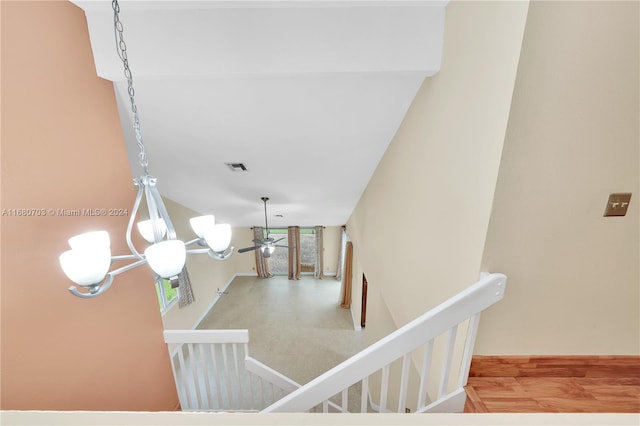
[{"xmin": 72, "ymin": 0, "xmax": 448, "ymax": 227}]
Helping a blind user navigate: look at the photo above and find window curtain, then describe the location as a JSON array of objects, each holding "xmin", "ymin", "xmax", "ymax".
[
  {"xmin": 336, "ymin": 226, "xmax": 346, "ymax": 281},
  {"xmin": 177, "ymin": 266, "xmax": 195, "ymax": 308},
  {"xmin": 314, "ymin": 226, "xmax": 324, "ymax": 279},
  {"xmin": 253, "ymin": 227, "xmax": 272, "ymax": 279},
  {"xmin": 288, "ymin": 226, "xmax": 301, "ymax": 280},
  {"xmin": 340, "ymin": 241, "xmax": 353, "ymax": 309}
]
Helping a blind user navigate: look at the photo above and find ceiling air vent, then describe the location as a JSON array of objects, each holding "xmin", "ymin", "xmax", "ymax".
[{"xmin": 225, "ymin": 162, "xmax": 248, "ymax": 172}]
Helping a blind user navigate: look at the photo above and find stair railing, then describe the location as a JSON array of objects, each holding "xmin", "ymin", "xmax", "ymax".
[
  {"xmin": 261, "ymin": 273, "xmax": 507, "ymax": 413},
  {"xmin": 163, "ymin": 329, "xmax": 296, "ymax": 411}
]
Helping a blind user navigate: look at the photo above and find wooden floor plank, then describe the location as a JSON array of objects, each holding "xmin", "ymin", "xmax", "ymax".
[{"xmin": 464, "ymin": 355, "xmax": 640, "ymax": 413}]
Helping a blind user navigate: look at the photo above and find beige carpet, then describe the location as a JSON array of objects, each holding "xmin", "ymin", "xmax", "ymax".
[{"xmin": 197, "ymin": 275, "xmax": 366, "ymax": 386}]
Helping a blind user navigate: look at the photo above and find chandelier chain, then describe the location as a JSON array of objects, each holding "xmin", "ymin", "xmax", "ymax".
[{"xmin": 112, "ymin": 0, "xmax": 148, "ymax": 174}]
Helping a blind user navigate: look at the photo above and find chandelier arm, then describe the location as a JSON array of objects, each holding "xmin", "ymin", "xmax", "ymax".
[
  {"xmin": 143, "ymin": 177, "xmax": 166, "ymax": 242},
  {"xmin": 186, "ymin": 248, "xmax": 209, "ymax": 255},
  {"xmin": 148, "ymin": 181, "xmax": 177, "ymax": 240},
  {"xmin": 209, "ymin": 247, "xmax": 235, "ymax": 261},
  {"xmin": 186, "ymin": 247, "xmax": 235, "ymax": 261},
  {"xmin": 125, "ymin": 179, "xmax": 146, "ymax": 259},
  {"xmin": 67, "ymin": 257, "xmax": 148, "ymax": 299},
  {"xmin": 68, "ymin": 274, "xmax": 115, "ymax": 299},
  {"xmin": 111, "ymin": 254, "xmax": 142, "ymax": 261},
  {"xmin": 185, "ymin": 238, "xmax": 202, "ymax": 247}
]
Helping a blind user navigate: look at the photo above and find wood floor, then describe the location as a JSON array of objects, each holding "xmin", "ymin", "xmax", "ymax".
[{"xmin": 464, "ymin": 356, "xmax": 640, "ymax": 413}]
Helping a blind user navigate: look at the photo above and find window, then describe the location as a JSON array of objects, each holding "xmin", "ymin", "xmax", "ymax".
[
  {"xmin": 155, "ymin": 278, "xmax": 178, "ymax": 311},
  {"xmin": 266, "ymin": 228, "xmax": 288, "ymax": 275},
  {"xmin": 299, "ymin": 228, "xmax": 316, "ymax": 273},
  {"xmin": 266, "ymin": 227, "xmax": 317, "ymax": 275}
]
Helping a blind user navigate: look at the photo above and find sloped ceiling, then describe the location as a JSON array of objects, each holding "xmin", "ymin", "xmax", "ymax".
[{"xmin": 72, "ymin": 0, "xmax": 447, "ymax": 227}]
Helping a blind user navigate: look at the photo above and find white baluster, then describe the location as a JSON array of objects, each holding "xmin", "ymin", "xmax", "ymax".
[
  {"xmin": 361, "ymin": 376, "xmax": 369, "ymax": 413},
  {"xmin": 458, "ymin": 313, "xmax": 481, "ymax": 388},
  {"xmin": 397, "ymin": 353, "xmax": 411, "ymax": 413},
  {"xmin": 417, "ymin": 339, "xmax": 434, "ymax": 410},
  {"xmin": 176, "ymin": 345, "xmax": 194, "ymax": 410},
  {"xmin": 380, "ymin": 365, "xmax": 390, "ymax": 412},
  {"xmin": 438, "ymin": 325, "xmax": 458, "ymax": 399}
]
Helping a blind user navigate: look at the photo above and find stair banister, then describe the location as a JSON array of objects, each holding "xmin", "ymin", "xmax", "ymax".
[{"xmin": 262, "ymin": 273, "xmax": 506, "ymax": 413}]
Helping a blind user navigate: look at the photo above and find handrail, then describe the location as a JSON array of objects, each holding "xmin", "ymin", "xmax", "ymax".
[
  {"xmin": 262, "ymin": 273, "xmax": 506, "ymax": 413},
  {"xmin": 164, "ymin": 329, "xmax": 249, "ymax": 344},
  {"xmin": 245, "ymin": 357, "xmax": 300, "ymax": 393}
]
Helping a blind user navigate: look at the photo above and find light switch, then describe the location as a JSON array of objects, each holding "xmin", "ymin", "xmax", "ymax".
[{"xmin": 603, "ymin": 193, "xmax": 632, "ymax": 217}]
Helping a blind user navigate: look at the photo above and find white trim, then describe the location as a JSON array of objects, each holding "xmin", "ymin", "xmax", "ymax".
[
  {"xmin": 366, "ymin": 381, "xmax": 393, "ymax": 413},
  {"xmin": 418, "ymin": 387, "xmax": 467, "ymax": 413},
  {"xmin": 164, "ymin": 329, "xmax": 249, "ymax": 344},
  {"xmin": 350, "ymin": 304, "xmax": 362, "ymax": 331},
  {"xmin": 245, "ymin": 357, "xmax": 301, "ymax": 393}
]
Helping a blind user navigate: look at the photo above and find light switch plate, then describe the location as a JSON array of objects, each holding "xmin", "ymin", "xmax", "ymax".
[{"xmin": 603, "ymin": 193, "xmax": 632, "ymax": 217}]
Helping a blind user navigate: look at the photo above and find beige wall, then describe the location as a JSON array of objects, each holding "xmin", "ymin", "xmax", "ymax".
[
  {"xmin": 322, "ymin": 226, "xmax": 342, "ymax": 275},
  {"xmin": 0, "ymin": 1, "xmax": 177, "ymax": 410},
  {"xmin": 346, "ymin": 0, "xmax": 528, "ymax": 333},
  {"xmin": 159, "ymin": 198, "xmax": 241, "ymax": 330},
  {"xmin": 230, "ymin": 227, "xmax": 260, "ymax": 274},
  {"xmin": 345, "ymin": 0, "xmax": 529, "ymax": 405},
  {"xmin": 478, "ymin": 1, "xmax": 639, "ymax": 355}
]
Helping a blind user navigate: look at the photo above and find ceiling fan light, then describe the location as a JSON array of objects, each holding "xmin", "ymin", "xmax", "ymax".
[
  {"xmin": 59, "ymin": 248, "xmax": 111, "ymax": 286},
  {"xmin": 144, "ymin": 240, "xmax": 186, "ymax": 278},
  {"xmin": 137, "ymin": 219, "xmax": 167, "ymax": 243},
  {"xmin": 261, "ymin": 246, "xmax": 276, "ymax": 254},
  {"xmin": 189, "ymin": 215, "xmax": 215, "ymax": 238},
  {"xmin": 204, "ymin": 224, "xmax": 232, "ymax": 253},
  {"xmin": 68, "ymin": 230, "xmax": 110, "ymax": 250}
]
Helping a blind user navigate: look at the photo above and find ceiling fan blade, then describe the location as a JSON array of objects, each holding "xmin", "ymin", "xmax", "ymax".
[
  {"xmin": 272, "ymin": 237, "xmax": 286, "ymax": 244},
  {"xmin": 238, "ymin": 246, "xmax": 260, "ymax": 253},
  {"xmin": 274, "ymin": 245, "xmax": 288, "ymax": 249}
]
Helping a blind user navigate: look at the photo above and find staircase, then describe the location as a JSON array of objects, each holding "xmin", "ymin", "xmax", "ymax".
[{"xmin": 164, "ymin": 273, "xmax": 506, "ymax": 413}]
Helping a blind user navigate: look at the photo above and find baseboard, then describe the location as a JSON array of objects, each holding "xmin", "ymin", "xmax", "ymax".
[
  {"xmin": 192, "ymin": 273, "xmax": 245, "ymax": 329},
  {"xmin": 469, "ymin": 355, "xmax": 640, "ymax": 378},
  {"xmin": 235, "ymin": 272, "xmax": 259, "ymax": 277},
  {"xmin": 349, "ymin": 304, "xmax": 362, "ymax": 331}
]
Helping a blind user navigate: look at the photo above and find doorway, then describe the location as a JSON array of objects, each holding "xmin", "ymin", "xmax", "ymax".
[{"xmin": 361, "ymin": 274, "xmax": 368, "ymax": 328}]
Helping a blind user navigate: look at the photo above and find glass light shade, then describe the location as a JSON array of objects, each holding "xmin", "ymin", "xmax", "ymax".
[
  {"xmin": 261, "ymin": 245, "xmax": 276, "ymax": 254},
  {"xmin": 189, "ymin": 215, "xmax": 215, "ymax": 238},
  {"xmin": 137, "ymin": 218, "xmax": 167, "ymax": 243},
  {"xmin": 144, "ymin": 240, "xmax": 186, "ymax": 278},
  {"xmin": 204, "ymin": 224, "xmax": 231, "ymax": 253},
  {"xmin": 68, "ymin": 230, "xmax": 110, "ymax": 250},
  {"xmin": 59, "ymin": 248, "xmax": 111, "ymax": 286}
]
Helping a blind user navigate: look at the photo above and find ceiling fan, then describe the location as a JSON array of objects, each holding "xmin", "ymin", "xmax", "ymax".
[{"xmin": 238, "ymin": 197, "xmax": 287, "ymax": 258}]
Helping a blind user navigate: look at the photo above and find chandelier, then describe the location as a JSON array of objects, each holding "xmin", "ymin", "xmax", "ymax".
[{"xmin": 59, "ymin": 0, "xmax": 234, "ymax": 299}]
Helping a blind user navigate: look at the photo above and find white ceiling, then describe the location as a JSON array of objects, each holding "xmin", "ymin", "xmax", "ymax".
[{"xmin": 72, "ymin": 0, "xmax": 448, "ymax": 227}]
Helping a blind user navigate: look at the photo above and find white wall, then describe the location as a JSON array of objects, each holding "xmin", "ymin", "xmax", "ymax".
[{"xmin": 478, "ymin": 0, "xmax": 639, "ymax": 355}]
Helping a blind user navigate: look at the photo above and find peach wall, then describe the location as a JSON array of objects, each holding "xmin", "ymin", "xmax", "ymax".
[{"xmin": 1, "ymin": 1, "xmax": 177, "ymax": 410}]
